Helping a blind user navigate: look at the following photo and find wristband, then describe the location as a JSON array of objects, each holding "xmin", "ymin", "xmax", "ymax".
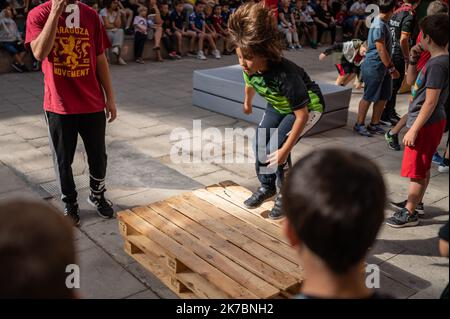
[{"xmin": 388, "ymin": 66, "xmax": 396, "ymax": 74}]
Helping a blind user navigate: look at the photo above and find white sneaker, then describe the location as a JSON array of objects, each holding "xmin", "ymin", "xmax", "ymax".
[
  {"xmin": 118, "ymin": 57, "xmax": 127, "ymax": 65},
  {"xmin": 294, "ymin": 44, "xmax": 303, "ymax": 50},
  {"xmin": 438, "ymin": 162, "xmax": 449, "ymax": 173},
  {"xmin": 197, "ymin": 50, "xmax": 207, "ymax": 60},
  {"xmin": 213, "ymin": 49, "xmax": 221, "ymax": 59},
  {"xmin": 111, "ymin": 46, "xmax": 120, "ymax": 56}
]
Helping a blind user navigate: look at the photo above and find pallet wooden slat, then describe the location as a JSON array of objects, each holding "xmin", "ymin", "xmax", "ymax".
[
  {"xmin": 166, "ymin": 198, "xmax": 303, "ymax": 283},
  {"xmin": 119, "ymin": 210, "xmax": 257, "ymax": 298},
  {"xmin": 117, "ymin": 182, "xmax": 304, "ymax": 299},
  {"xmin": 133, "ymin": 205, "xmax": 279, "ymax": 299}
]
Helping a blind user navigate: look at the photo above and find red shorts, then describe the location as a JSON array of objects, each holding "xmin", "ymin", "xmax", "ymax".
[{"xmin": 401, "ymin": 120, "xmax": 446, "ymax": 179}]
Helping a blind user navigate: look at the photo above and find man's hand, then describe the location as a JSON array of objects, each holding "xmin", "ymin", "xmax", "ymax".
[
  {"xmin": 243, "ymin": 102, "xmax": 252, "ymax": 115},
  {"xmin": 319, "ymin": 53, "xmax": 327, "ymax": 60},
  {"xmin": 267, "ymin": 148, "xmax": 289, "ymax": 168},
  {"xmin": 51, "ymin": 0, "xmax": 66, "ymax": 18},
  {"xmin": 106, "ymin": 99, "xmax": 117, "ymax": 123},
  {"xmin": 403, "ymin": 129, "xmax": 417, "ymax": 147}
]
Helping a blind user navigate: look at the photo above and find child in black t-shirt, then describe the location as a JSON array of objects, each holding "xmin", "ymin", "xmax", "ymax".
[{"xmin": 228, "ymin": 2, "xmax": 325, "ymax": 219}]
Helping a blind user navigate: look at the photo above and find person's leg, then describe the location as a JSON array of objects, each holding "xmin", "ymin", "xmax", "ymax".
[
  {"xmin": 153, "ymin": 27, "xmax": 162, "ymax": 48},
  {"xmin": 310, "ymin": 24, "xmax": 317, "ymax": 47},
  {"xmin": 330, "ymin": 24, "xmax": 336, "ymax": 44},
  {"xmin": 78, "ymin": 111, "xmax": 113, "ymax": 218},
  {"xmin": 357, "ymin": 98, "xmax": 371, "ymax": 125},
  {"xmin": 45, "ymin": 112, "xmax": 79, "ymax": 204},
  {"xmin": 335, "ymin": 74, "xmax": 348, "ymax": 86},
  {"xmin": 206, "ymin": 33, "xmax": 217, "ymax": 50},
  {"xmin": 244, "ymin": 105, "xmax": 283, "ymax": 208},
  {"xmin": 390, "ymin": 114, "xmax": 407, "ymax": 135},
  {"xmin": 186, "ymin": 31, "xmax": 196, "ymax": 52},
  {"xmin": 316, "ymin": 23, "xmax": 324, "ymax": 44},
  {"xmin": 134, "ymin": 32, "xmax": 145, "ymax": 60},
  {"xmin": 78, "ymin": 112, "xmax": 108, "ymax": 197},
  {"xmin": 354, "ymin": 19, "xmax": 362, "ymax": 38},
  {"xmin": 342, "ymin": 73, "xmax": 356, "ymax": 86},
  {"xmin": 293, "ymin": 29, "xmax": 300, "ymax": 46},
  {"xmin": 175, "ymin": 31, "xmax": 183, "ymax": 53},
  {"xmin": 383, "ymin": 57, "xmax": 405, "ymax": 123},
  {"xmin": 371, "ymin": 99, "xmax": 387, "ymax": 125},
  {"xmin": 406, "ymin": 172, "xmax": 430, "ymax": 214},
  {"xmin": 255, "ymin": 106, "xmax": 285, "ymax": 190},
  {"xmin": 198, "ymin": 33, "xmax": 205, "ymax": 51},
  {"xmin": 125, "ymin": 8, "xmax": 133, "ymax": 29}
]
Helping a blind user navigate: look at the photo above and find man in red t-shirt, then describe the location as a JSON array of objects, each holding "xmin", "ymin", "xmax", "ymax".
[{"xmin": 26, "ymin": 0, "xmax": 117, "ymax": 226}]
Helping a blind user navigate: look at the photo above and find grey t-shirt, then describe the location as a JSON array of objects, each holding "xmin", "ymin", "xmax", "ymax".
[
  {"xmin": 365, "ymin": 16, "xmax": 392, "ymax": 67},
  {"xmin": 407, "ymin": 55, "xmax": 449, "ymax": 128}
]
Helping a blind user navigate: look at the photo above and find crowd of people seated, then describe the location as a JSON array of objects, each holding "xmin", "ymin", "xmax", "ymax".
[{"xmin": 0, "ymin": 0, "xmax": 375, "ymax": 70}]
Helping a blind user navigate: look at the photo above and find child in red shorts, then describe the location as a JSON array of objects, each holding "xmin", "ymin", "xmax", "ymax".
[{"xmin": 387, "ymin": 14, "xmax": 449, "ymax": 228}]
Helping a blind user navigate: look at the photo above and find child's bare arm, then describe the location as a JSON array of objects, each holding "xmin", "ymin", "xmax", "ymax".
[
  {"xmin": 244, "ymin": 85, "xmax": 255, "ymax": 114},
  {"xmin": 375, "ymin": 40, "xmax": 399, "ymax": 78},
  {"xmin": 403, "ymin": 88, "xmax": 441, "ymax": 147}
]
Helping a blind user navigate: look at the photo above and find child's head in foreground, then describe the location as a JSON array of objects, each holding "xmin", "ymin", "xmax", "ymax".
[
  {"xmin": 0, "ymin": 200, "xmax": 76, "ymax": 299},
  {"xmin": 282, "ymin": 149, "xmax": 386, "ymax": 277},
  {"xmin": 228, "ymin": 2, "xmax": 284, "ymax": 75}
]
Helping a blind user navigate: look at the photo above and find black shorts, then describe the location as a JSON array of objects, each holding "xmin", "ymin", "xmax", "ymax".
[{"xmin": 335, "ymin": 60, "xmax": 360, "ymax": 76}]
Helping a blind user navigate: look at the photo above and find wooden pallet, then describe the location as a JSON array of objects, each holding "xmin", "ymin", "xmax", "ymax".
[{"xmin": 117, "ymin": 181, "xmax": 304, "ymax": 299}]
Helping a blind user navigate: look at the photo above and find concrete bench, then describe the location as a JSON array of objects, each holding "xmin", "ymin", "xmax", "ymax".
[{"xmin": 192, "ymin": 65, "xmax": 351, "ymax": 136}]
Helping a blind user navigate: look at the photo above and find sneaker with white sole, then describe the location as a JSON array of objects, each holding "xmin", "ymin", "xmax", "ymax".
[
  {"xmin": 197, "ymin": 50, "xmax": 207, "ymax": 60},
  {"xmin": 213, "ymin": 49, "xmax": 221, "ymax": 59},
  {"xmin": 438, "ymin": 159, "xmax": 449, "ymax": 173},
  {"xmin": 386, "ymin": 208, "xmax": 419, "ymax": 228},
  {"xmin": 87, "ymin": 193, "xmax": 114, "ymax": 219}
]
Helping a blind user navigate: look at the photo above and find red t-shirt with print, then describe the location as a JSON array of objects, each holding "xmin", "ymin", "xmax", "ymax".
[{"xmin": 25, "ymin": 1, "xmax": 111, "ymax": 115}]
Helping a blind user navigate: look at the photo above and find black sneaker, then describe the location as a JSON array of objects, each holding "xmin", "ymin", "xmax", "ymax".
[
  {"xmin": 385, "ymin": 130, "xmax": 401, "ymax": 151},
  {"xmin": 268, "ymin": 194, "xmax": 284, "ymax": 220},
  {"xmin": 87, "ymin": 193, "xmax": 114, "ymax": 219},
  {"xmin": 244, "ymin": 186, "xmax": 276, "ymax": 208},
  {"xmin": 367, "ymin": 123, "xmax": 386, "ymax": 135},
  {"xmin": 19, "ymin": 64, "xmax": 30, "ymax": 72},
  {"xmin": 386, "ymin": 208, "xmax": 419, "ymax": 228},
  {"xmin": 11, "ymin": 62, "xmax": 23, "ymax": 73},
  {"xmin": 391, "ymin": 199, "xmax": 425, "ymax": 217},
  {"xmin": 64, "ymin": 202, "xmax": 81, "ymax": 227}
]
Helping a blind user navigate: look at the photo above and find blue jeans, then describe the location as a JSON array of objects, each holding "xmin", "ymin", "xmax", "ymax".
[{"xmin": 254, "ymin": 104, "xmax": 296, "ymax": 191}]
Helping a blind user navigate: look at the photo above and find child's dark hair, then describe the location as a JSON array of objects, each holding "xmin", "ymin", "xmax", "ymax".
[
  {"xmin": 195, "ymin": 0, "xmax": 206, "ymax": 6},
  {"xmin": 0, "ymin": 200, "xmax": 76, "ymax": 298},
  {"xmin": 174, "ymin": 0, "xmax": 184, "ymax": 6},
  {"xmin": 282, "ymin": 149, "xmax": 386, "ymax": 274},
  {"xmin": 378, "ymin": 0, "xmax": 395, "ymax": 13},
  {"xmin": 228, "ymin": 2, "xmax": 284, "ymax": 62},
  {"xmin": 420, "ymin": 13, "xmax": 449, "ymax": 48},
  {"xmin": 221, "ymin": 0, "xmax": 230, "ymax": 6}
]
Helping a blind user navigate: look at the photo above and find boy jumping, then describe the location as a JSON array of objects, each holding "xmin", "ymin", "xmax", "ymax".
[{"xmin": 228, "ymin": 2, "xmax": 325, "ymax": 220}]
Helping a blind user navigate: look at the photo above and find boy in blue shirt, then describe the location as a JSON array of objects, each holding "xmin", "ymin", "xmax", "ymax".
[{"xmin": 354, "ymin": 0, "xmax": 400, "ymax": 137}]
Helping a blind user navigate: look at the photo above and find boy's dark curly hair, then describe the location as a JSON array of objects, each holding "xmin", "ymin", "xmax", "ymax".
[{"xmin": 227, "ymin": 2, "xmax": 284, "ymax": 62}]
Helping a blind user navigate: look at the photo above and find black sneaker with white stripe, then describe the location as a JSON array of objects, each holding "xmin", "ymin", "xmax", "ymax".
[
  {"xmin": 64, "ymin": 202, "xmax": 81, "ymax": 227},
  {"xmin": 87, "ymin": 193, "xmax": 114, "ymax": 219},
  {"xmin": 391, "ymin": 199, "xmax": 425, "ymax": 217}
]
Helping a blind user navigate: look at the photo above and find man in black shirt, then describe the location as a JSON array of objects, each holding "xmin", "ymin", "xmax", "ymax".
[{"xmin": 381, "ymin": 0, "xmax": 419, "ymax": 126}]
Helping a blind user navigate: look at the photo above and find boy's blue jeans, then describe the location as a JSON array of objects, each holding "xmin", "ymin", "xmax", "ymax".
[{"xmin": 254, "ymin": 104, "xmax": 296, "ymax": 191}]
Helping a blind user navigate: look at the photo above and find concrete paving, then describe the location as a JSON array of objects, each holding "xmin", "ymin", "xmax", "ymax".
[{"xmin": 0, "ymin": 48, "xmax": 448, "ymax": 299}]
